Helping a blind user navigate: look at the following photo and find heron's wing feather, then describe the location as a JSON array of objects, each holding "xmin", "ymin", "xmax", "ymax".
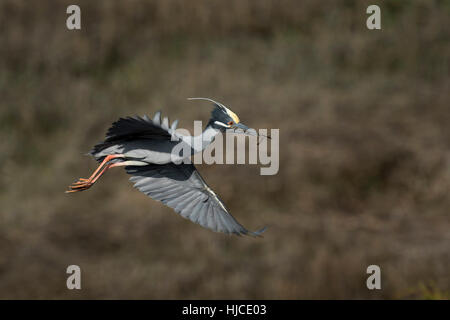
[
  {"xmin": 125, "ymin": 163, "xmax": 266, "ymax": 236},
  {"xmin": 90, "ymin": 112, "xmax": 181, "ymax": 157},
  {"xmin": 105, "ymin": 113, "xmax": 178, "ymax": 143}
]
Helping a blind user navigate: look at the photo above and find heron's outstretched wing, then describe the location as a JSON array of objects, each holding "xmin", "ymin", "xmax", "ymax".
[{"xmin": 125, "ymin": 163, "xmax": 266, "ymax": 236}]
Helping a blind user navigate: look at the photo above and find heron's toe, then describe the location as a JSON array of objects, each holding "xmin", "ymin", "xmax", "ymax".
[{"xmin": 67, "ymin": 179, "xmax": 93, "ymax": 192}]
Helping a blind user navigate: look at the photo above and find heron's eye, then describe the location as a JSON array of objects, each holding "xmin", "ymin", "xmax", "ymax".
[{"xmin": 228, "ymin": 121, "xmax": 234, "ymax": 125}]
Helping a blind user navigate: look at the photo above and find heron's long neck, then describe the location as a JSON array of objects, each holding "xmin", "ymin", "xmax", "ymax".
[{"xmin": 182, "ymin": 122, "xmax": 220, "ymax": 153}]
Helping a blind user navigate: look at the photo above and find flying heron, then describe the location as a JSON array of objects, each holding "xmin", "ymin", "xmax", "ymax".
[{"xmin": 66, "ymin": 98, "xmax": 267, "ymax": 236}]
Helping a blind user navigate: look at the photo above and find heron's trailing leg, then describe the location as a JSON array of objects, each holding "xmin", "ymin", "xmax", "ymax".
[{"xmin": 66, "ymin": 154, "xmax": 125, "ymax": 193}]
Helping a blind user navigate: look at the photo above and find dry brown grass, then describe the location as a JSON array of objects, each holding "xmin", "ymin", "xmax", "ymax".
[{"xmin": 0, "ymin": 0, "xmax": 449, "ymax": 299}]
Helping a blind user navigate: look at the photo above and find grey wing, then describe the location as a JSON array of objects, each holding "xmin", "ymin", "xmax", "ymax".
[{"xmin": 126, "ymin": 163, "xmax": 266, "ymax": 236}]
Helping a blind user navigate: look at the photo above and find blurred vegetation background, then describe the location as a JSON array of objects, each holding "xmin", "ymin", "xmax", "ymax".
[{"xmin": 0, "ymin": 0, "xmax": 449, "ymax": 299}]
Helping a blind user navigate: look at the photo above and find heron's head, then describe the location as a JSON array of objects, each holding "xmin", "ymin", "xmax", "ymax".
[{"xmin": 187, "ymin": 97, "xmax": 252, "ymax": 133}]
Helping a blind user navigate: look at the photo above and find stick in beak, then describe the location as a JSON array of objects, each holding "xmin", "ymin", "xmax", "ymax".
[{"xmin": 230, "ymin": 122, "xmax": 271, "ymax": 145}]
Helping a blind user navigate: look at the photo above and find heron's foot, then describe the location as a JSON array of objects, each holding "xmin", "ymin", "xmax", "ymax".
[{"xmin": 66, "ymin": 178, "xmax": 93, "ymax": 193}]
